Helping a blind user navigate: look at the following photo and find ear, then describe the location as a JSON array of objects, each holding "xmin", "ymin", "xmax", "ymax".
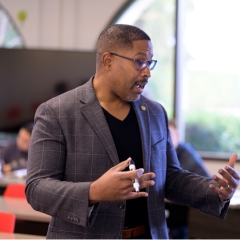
[{"xmin": 101, "ymin": 52, "xmax": 113, "ymax": 70}]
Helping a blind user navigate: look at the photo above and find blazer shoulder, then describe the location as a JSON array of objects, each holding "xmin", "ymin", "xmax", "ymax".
[
  {"xmin": 36, "ymin": 78, "xmax": 95, "ymax": 116},
  {"xmin": 45, "ymin": 78, "xmax": 94, "ymax": 105}
]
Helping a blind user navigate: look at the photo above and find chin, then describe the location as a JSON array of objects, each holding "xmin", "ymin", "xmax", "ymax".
[{"xmin": 125, "ymin": 94, "xmax": 140, "ymax": 102}]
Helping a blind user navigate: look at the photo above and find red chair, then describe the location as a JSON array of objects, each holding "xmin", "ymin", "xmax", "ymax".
[
  {"xmin": 3, "ymin": 184, "xmax": 26, "ymax": 199},
  {"xmin": 0, "ymin": 211, "xmax": 16, "ymax": 233}
]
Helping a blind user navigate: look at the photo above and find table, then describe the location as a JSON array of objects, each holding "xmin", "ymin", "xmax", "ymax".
[
  {"xmin": 0, "ymin": 196, "xmax": 50, "ymax": 236},
  {"xmin": 0, "ymin": 170, "xmax": 26, "ymax": 195},
  {"xmin": 229, "ymin": 189, "xmax": 240, "ymax": 209},
  {"xmin": 0, "ymin": 232, "xmax": 45, "ymax": 239},
  {"xmin": 0, "ymin": 196, "xmax": 51, "ymax": 222},
  {"xmin": 0, "ymin": 170, "xmax": 26, "ymax": 188}
]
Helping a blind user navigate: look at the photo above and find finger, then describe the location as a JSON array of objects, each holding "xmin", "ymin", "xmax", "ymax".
[
  {"xmin": 218, "ymin": 168, "xmax": 239, "ymax": 189},
  {"xmin": 121, "ymin": 168, "xmax": 145, "ymax": 180},
  {"xmin": 140, "ymin": 180, "xmax": 155, "ymax": 189},
  {"xmin": 212, "ymin": 174, "xmax": 229, "ymax": 188},
  {"xmin": 228, "ymin": 153, "xmax": 238, "ymax": 168},
  {"xmin": 209, "ymin": 183, "xmax": 231, "ymax": 200},
  {"xmin": 126, "ymin": 191, "xmax": 149, "ymax": 200},
  {"xmin": 224, "ymin": 165, "xmax": 240, "ymax": 180},
  {"xmin": 112, "ymin": 157, "xmax": 131, "ymax": 171},
  {"xmin": 139, "ymin": 172, "xmax": 156, "ymax": 182}
]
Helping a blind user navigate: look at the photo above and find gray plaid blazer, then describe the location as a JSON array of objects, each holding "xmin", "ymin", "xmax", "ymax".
[{"xmin": 26, "ymin": 77, "xmax": 229, "ymax": 239}]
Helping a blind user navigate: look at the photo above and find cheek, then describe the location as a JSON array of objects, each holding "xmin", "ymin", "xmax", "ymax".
[
  {"xmin": 110, "ymin": 71, "xmax": 130, "ymax": 89},
  {"xmin": 109, "ymin": 65, "xmax": 137, "ymax": 93}
]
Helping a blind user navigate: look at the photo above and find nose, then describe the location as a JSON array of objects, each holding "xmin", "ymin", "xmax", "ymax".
[{"xmin": 141, "ymin": 65, "xmax": 151, "ymax": 78}]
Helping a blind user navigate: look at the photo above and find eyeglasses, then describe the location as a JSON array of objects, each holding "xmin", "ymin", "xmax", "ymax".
[{"xmin": 110, "ymin": 52, "xmax": 157, "ymax": 71}]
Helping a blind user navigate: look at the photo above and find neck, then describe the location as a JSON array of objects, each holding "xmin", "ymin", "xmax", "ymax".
[
  {"xmin": 93, "ymin": 75, "xmax": 130, "ymax": 120},
  {"xmin": 101, "ymin": 101, "xmax": 130, "ymax": 121}
]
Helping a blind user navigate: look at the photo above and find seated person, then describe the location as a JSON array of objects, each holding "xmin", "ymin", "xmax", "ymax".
[
  {"xmin": 0, "ymin": 122, "xmax": 33, "ymax": 173},
  {"xmin": 169, "ymin": 119, "xmax": 211, "ymax": 177},
  {"xmin": 167, "ymin": 119, "xmax": 211, "ymax": 239}
]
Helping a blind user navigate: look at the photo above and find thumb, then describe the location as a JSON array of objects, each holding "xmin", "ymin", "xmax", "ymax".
[
  {"xmin": 229, "ymin": 153, "xmax": 238, "ymax": 168},
  {"xmin": 112, "ymin": 157, "xmax": 131, "ymax": 172}
]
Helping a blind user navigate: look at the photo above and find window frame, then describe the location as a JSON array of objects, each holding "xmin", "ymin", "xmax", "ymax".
[{"xmin": 112, "ymin": 0, "xmax": 234, "ymax": 161}]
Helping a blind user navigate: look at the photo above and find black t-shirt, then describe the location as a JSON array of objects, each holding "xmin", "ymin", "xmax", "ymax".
[{"xmin": 102, "ymin": 104, "xmax": 148, "ymax": 228}]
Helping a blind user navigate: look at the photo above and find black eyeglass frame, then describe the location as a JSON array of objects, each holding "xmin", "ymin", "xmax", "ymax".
[{"xmin": 109, "ymin": 52, "xmax": 157, "ymax": 71}]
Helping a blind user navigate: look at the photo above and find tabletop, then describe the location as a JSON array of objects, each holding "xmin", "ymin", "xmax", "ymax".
[
  {"xmin": 0, "ymin": 169, "xmax": 26, "ymax": 187},
  {"xmin": 229, "ymin": 189, "xmax": 240, "ymax": 209},
  {"xmin": 0, "ymin": 196, "xmax": 51, "ymax": 222},
  {"xmin": 0, "ymin": 232, "xmax": 45, "ymax": 239}
]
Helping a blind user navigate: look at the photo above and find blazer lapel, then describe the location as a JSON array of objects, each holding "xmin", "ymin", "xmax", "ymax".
[
  {"xmin": 132, "ymin": 98, "xmax": 151, "ymax": 173},
  {"xmin": 78, "ymin": 79, "xmax": 119, "ymax": 166}
]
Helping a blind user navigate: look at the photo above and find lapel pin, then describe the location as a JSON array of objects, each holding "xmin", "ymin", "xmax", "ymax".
[{"xmin": 141, "ymin": 106, "xmax": 146, "ymax": 111}]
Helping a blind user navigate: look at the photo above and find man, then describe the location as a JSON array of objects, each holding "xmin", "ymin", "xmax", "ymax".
[
  {"xmin": 1, "ymin": 122, "xmax": 33, "ymax": 173},
  {"xmin": 26, "ymin": 24, "xmax": 239, "ymax": 239}
]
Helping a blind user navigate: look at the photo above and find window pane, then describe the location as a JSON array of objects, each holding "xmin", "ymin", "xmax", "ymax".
[
  {"xmin": 0, "ymin": 4, "xmax": 24, "ymax": 48},
  {"xmin": 115, "ymin": 0, "xmax": 176, "ymax": 117},
  {"xmin": 182, "ymin": 0, "xmax": 240, "ymax": 155}
]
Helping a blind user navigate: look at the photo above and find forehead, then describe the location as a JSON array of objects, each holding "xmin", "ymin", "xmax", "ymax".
[{"xmin": 124, "ymin": 40, "xmax": 153, "ymax": 58}]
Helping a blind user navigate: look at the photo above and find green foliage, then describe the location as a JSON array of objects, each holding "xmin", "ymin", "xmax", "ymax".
[
  {"xmin": 185, "ymin": 111, "xmax": 240, "ymax": 153},
  {"xmin": 134, "ymin": 0, "xmax": 175, "ymax": 118}
]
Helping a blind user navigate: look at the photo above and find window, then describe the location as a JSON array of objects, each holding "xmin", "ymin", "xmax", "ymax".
[
  {"xmin": 115, "ymin": 0, "xmax": 240, "ymax": 158},
  {"xmin": 180, "ymin": 0, "xmax": 240, "ymax": 157},
  {"xmin": 115, "ymin": 0, "xmax": 176, "ymax": 117},
  {"xmin": 0, "ymin": 3, "xmax": 24, "ymax": 48}
]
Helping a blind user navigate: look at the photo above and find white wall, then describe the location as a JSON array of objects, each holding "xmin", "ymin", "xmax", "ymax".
[{"xmin": 0, "ymin": 0, "xmax": 129, "ymax": 50}]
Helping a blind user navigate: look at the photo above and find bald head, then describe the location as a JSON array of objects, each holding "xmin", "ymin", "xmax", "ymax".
[{"xmin": 96, "ymin": 24, "xmax": 151, "ymax": 62}]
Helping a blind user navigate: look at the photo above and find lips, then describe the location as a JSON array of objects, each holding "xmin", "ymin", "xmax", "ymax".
[
  {"xmin": 134, "ymin": 79, "xmax": 148, "ymax": 90},
  {"xmin": 135, "ymin": 84, "xmax": 145, "ymax": 89}
]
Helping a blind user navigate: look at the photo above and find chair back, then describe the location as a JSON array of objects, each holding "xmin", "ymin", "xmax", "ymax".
[
  {"xmin": 3, "ymin": 183, "xmax": 26, "ymax": 199},
  {"xmin": 0, "ymin": 211, "xmax": 16, "ymax": 233}
]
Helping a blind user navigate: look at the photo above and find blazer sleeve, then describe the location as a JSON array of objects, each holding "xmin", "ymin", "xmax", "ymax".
[{"xmin": 25, "ymin": 102, "xmax": 98, "ymax": 227}]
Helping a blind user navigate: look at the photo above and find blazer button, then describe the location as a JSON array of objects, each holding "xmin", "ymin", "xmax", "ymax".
[{"xmin": 118, "ymin": 203, "xmax": 125, "ymax": 209}]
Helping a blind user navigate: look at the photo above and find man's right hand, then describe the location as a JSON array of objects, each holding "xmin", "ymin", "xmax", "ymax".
[
  {"xmin": 2, "ymin": 163, "xmax": 12, "ymax": 173},
  {"xmin": 89, "ymin": 158, "xmax": 155, "ymax": 205}
]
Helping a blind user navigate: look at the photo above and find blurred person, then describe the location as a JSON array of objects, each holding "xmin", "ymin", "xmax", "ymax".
[
  {"xmin": 0, "ymin": 122, "xmax": 33, "ymax": 173},
  {"xmin": 53, "ymin": 80, "xmax": 69, "ymax": 96},
  {"xmin": 167, "ymin": 119, "xmax": 211, "ymax": 239},
  {"xmin": 169, "ymin": 119, "xmax": 211, "ymax": 177},
  {"xmin": 26, "ymin": 24, "xmax": 239, "ymax": 239}
]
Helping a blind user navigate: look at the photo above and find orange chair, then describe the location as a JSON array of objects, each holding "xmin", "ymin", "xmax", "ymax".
[
  {"xmin": 0, "ymin": 211, "xmax": 16, "ymax": 233},
  {"xmin": 3, "ymin": 184, "xmax": 26, "ymax": 199}
]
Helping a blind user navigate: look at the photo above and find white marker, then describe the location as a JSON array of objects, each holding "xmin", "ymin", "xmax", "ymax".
[{"xmin": 129, "ymin": 159, "xmax": 140, "ymax": 193}]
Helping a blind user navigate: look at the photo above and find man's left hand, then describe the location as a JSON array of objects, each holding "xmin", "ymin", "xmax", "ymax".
[{"xmin": 209, "ymin": 153, "xmax": 240, "ymax": 201}]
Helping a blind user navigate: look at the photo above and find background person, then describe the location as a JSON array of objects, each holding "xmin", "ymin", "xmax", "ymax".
[
  {"xmin": 169, "ymin": 118, "xmax": 211, "ymax": 177},
  {"xmin": 0, "ymin": 122, "xmax": 33, "ymax": 173},
  {"xmin": 26, "ymin": 24, "xmax": 239, "ymax": 239},
  {"xmin": 167, "ymin": 119, "xmax": 211, "ymax": 239}
]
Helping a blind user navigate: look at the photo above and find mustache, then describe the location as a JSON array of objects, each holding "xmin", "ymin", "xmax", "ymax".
[{"xmin": 137, "ymin": 78, "xmax": 148, "ymax": 84}]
